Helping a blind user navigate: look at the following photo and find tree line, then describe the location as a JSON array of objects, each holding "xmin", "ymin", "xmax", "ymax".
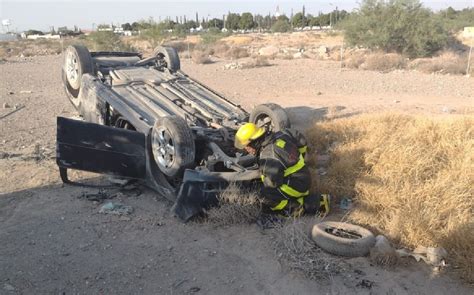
[{"xmin": 120, "ymin": 8, "xmax": 349, "ymax": 34}]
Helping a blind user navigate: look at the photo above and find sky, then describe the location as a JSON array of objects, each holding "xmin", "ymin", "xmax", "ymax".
[{"xmin": 0, "ymin": 0, "xmax": 473, "ymax": 32}]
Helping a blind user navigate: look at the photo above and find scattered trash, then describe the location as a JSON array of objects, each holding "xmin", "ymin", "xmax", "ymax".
[
  {"xmin": 441, "ymin": 106, "xmax": 454, "ymax": 113},
  {"xmin": 107, "ymin": 176, "xmax": 131, "ymax": 186},
  {"xmin": 370, "ymin": 235, "xmax": 398, "ymax": 266},
  {"xmin": 396, "ymin": 246, "xmax": 447, "ymax": 266},
  {"xmin": 224, "ymin": 62, "xmax": 241, "ymax": 70},
  {"xmin": 99, "ymin": 202, "xmax": 133, "ymax": 215},
  {"xmin": 356, "ymin": 279, "xmax": 374, "ymax": 289},
  {"xmin": 293, "ymin": 52, "xmax": 303, "ymax": 59},
  {"xmin": 188, "ymin": 286, "xmax": 201, "ymax": 293},
  {"xmin": 339, "ymin": 198, "xmax": 353, "ymax": 210},
  {"xmin": 79, "ymin": 190, "xmax": 116, "ymax": 202}
]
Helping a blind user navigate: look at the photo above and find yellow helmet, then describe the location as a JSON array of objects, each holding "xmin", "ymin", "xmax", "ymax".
[{"xmin": 234, "ymin": 123, "xmax": 266, "ymax": 149}]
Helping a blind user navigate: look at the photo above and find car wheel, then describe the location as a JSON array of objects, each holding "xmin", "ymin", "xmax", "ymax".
[
  {"xmin": 249, "ymin": 103, "xmax": 291, "ymax": 132},
  {"xmin": 311, "ymin": 221, "xmax": 375, "ymax": 257},
  {"xmin": 151, "ymin": 116, "xmax": 195, "ymax": 178},
  {"xmin": 154, "ymin": 46, "xmax": 180, "ymax": 72},
  {"xmin": 62, "ymin": 45, "xmax": 94, "ymax": 110}
]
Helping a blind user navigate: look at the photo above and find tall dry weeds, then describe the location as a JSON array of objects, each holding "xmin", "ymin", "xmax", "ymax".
[
  {"xmin": 206, "ymin": 184, "xmax": 262, "ymax": 226},
  {"xmin": 272, "ymin": 218, "xmax": 343, "ymax": 281},
  {"xmin": 306, "ymin": 113, "xmax": 474, "ymax": 282},
  {"xmin": 410, "ymin": 51, "xmax": 469, "ymax": 75}
]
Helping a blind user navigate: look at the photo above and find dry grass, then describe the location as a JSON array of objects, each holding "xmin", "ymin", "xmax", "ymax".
[
  {"xmin": 191, "ymin": 50, "xmax": 212, "ymax": 64},
  {"xmin": 343, "ymin": 52, "xmax": 407, "ymax": 72},
  {"xmin": 306, "ymin": 113, "xmax": 474, "ymax": 282},
  {"xmin": 223, "ymin": 46, "xmax": 250, "ymax": 59},
  {"xmin": 410, "ymin": 51, "xmax": 469, "ymax": 75},
  {"xmin": 0, "ymin": 39, "xmax": 66, "ymax": 59},
  {"xmin": 363, "ymin": 52, "xmax": 407, "ymax": 72},
  {"xmin": 241, "ymin": 56, "xmax": 271, "ymax": 69},
  {"xmin": 206, "ymin": 185, "xmax": 262, "ymax": 226},
  {"xmin": 272, "ymin": 218, "xmax": 342, "ymax": 281}
]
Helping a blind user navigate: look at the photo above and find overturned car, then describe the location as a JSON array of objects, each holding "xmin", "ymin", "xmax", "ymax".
[{"xmin": 57, "ymin": 45, "xmax": 291, "ymax": 221}]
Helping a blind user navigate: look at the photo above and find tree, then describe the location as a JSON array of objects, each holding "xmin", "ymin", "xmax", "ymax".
[
  {"xmin": 342, "ymin": 0, "xmax": 449, "ymax": 57},
  {"xmin": 277, "ymin": 15, "xmax": 289, "ymax": 22},
  {"xmin": 445, "ymin": 6, "xmax": 457, "ymax": 19},
  {"xmin": 25, "ymin": 29, "xmax": 44, "ymax": 36},
  {"xmin": 239, "ymin": 12, "xmax": 255, "ymax": 30},
  {"xmin": 208, "ymin": 18, "xmax": 224, "ymax": 30},
  {"xmin": 184, "ymin": 20, "xmax": 198, "ymax": 30},
  {"xmin": 291, "ymin": 12, "xmax": 306, "ymax": 28},
  {"xmin": 271, "ymin": 19, "xmax": 291, "ymax": 32},
  {"xmin": 122, "ymin": 23, "xmax": 132, "ymax": 31},
  {"xmin": 226, "ymin": 13, "xmax": 241, "ymax": 30}
]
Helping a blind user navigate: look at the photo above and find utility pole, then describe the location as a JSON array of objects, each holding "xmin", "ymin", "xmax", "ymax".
[
  {"xmin": 302, "ymin": 5, "xmax": 305, "ymax": 28},
  {"xmin": 291, "ymin": 8, "xmax": 294, "ymax": 30}
]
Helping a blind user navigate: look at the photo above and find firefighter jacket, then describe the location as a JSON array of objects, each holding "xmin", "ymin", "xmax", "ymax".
[{"xmin": 258, "ymin": 129, "xmax": 310, "ymax": 211}]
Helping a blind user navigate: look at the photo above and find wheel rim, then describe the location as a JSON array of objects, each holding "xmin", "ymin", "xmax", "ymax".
[
  {"xmin": 156, "ymin": 53, "xmax": 168, "ymax": 69},
  {"xmin": 66, "ymin": 52, "xmax": 79, "ymax": 85},
  {"xmin": 255, "ymin": 114, "xmax": 274, "ymax": 131},
  {"xmin": 153, "ymin": 127, "xmax": 176, "ymax": 168},
  {"xmin": 325, "ymin": 226, "xmax": 362, "ymax": 239}
]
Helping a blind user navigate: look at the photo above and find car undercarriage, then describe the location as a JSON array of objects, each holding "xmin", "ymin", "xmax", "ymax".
[{"xmin": 57, "ymin": 45, "xmax": 291, "ymax": 220}]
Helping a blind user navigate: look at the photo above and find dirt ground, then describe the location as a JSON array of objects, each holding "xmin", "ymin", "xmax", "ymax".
[{"xmin": 1, "ymin": 54, "xmax": 473, "ymax": 294}]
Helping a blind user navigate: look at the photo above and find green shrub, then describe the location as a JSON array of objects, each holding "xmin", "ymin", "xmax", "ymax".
[
  {"xmin": 271, "ymin": 19, "xmax": 292, "ymax": 33},
  {"xmin": 88, "ymin": 31, "xmax": 131, "ymax": 51},
  {"xmin": 200, "ymin": 28, "xmax": 230, "ymax": 44},
  {"xmin": 342, "ymin": 0, "xmax": 450, "ymax": 58}
]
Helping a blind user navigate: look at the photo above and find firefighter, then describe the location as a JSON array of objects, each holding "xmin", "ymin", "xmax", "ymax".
[{"xmin": 234, "ymin": 122, "xmax": 329, "ymax": 216}]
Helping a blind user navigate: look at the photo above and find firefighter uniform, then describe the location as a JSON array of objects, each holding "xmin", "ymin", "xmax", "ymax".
[{"xmin": 258, "ymin": 129, "xmax": 310, "ymax": 212}]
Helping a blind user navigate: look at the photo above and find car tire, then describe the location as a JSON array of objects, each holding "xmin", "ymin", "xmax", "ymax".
[
  {"xmin": 249, "ymin": 103, "xmax": 291, "ymax": 132},
  {"xmin": 154, "ymin": 46, "xmax": 180, "ymax": 72},
  {"xmin": 311, "ymin": 221, "xmax": 375, "ymax": 257},
  {"xmin": 62, "ymin": 45, "xmax": 94, "ymax": 110},
  {"xmin": 151, "ymin": 116, "xmax": 195, "ymax": 178}
]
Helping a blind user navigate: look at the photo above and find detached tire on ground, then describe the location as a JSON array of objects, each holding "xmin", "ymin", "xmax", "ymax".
[
  {"xmin": 249, "ymin": 103, "xmax": 291, "ymax": 132},
  {"xmin": 154, "ymin": 46, "xmax": 180, "ymax": 72},
  {"xmin": 311, "ymin": 221, "xmax": 375, "ymax": 257},
  {"xmin": 151, "ymin": 116, "xmax": 195, "ymax": 178},
  {"xmin": 62, "ymin": 45, "xmax": 94, "ymax": 110}
]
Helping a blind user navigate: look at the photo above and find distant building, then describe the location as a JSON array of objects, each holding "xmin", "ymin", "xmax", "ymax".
[{"xmin": 275, "ymin": 5, "xmax": 282, "ymax": 17}]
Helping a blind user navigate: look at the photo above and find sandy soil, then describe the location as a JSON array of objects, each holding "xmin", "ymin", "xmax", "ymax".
[{"xmin": 0, "ymin": 55, "xmax": 473, "ymax": 294}]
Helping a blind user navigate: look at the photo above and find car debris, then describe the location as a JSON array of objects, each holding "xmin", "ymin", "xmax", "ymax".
[
  {"xmin": 396, "ymin": 246, "xmax": 448, "ymax": 267},
  {"xmin": 0, "ymin": 104, "xmax": 25, "ymax": 120},
  {"xmin": 56, "ymin": 45, "xmax": 292, "ymax": 221},
  {"xmin": 99, "ymin": 202, "xmax": 133, "ymax": 215}
]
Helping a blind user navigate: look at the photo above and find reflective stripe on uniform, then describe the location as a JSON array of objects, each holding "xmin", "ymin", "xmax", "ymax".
[
  {"xmin": 280, "ymin": 184, "xmax": 309, "ymax": 198},
  {"xmin": 298, "ymin": 146, "xmax": 307, "ymax": 154},
  {"xmin": 275, "ymin": 138, "xmax": 286, "ymax": 148},
  {"xmin": 270, "ymin": 197, "xmax": 304, "ymax": 211},
  {"xmin": 283, "ymin": 154, "xmax": 305, "ymax": 177},
  {"xmin": 271, "ymin": 199, "xmax": 288, "ymax": 211}
]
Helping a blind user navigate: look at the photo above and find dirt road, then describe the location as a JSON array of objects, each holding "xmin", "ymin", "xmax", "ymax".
[{"xmin": 1, "ymin": 55, "xmax": 473, "ymax": 294}]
